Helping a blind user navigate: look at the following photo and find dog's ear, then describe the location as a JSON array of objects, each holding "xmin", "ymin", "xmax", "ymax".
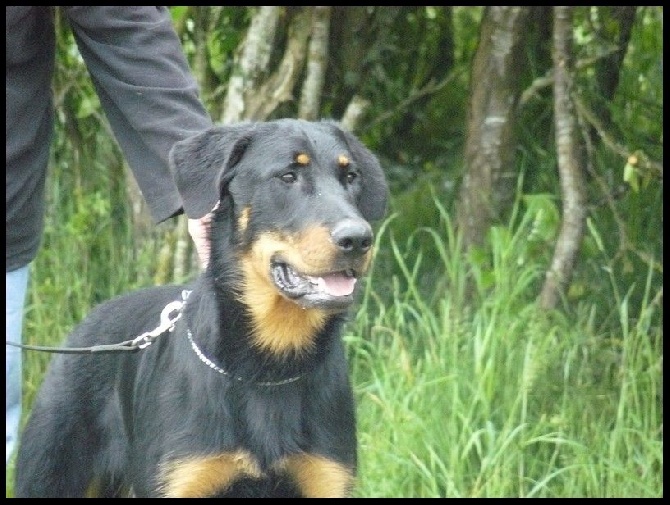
[
  {"xmin": 169, "ymin": 125, "xmax": 253, "ymax": 219},
  {"xmin": 339, "ymin": 128, "xmax": 389, "ymax": 222}
]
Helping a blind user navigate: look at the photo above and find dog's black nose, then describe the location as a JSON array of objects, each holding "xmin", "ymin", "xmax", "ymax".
[{"xmin": 331, "ymin": 219, "xmax": 373, "ymax": 255}]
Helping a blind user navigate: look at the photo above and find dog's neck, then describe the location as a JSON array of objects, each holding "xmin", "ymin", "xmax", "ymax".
[{"xmin": 181, "ymin": 274, "xmax": 347, "ymax": 386}]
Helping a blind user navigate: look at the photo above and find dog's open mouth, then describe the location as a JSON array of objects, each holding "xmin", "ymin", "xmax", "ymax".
[{"xmin": 271, "ymin": 261, "xmax": 358, "ymax": 309}]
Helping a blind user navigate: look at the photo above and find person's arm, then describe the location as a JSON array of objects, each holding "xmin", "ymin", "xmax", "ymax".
[
  {"xmin": 62, "ymin": 6, "xmax": 215, "ymax": 265},
  {"xmin": 63, "ymin": 6, "xmax": 214, "ymax": 222}
]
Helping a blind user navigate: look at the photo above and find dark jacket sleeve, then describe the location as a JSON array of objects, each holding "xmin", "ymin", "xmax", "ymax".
[{"xmin": 63, "ymin": 6, "xmax": 214, "ymax": 222}]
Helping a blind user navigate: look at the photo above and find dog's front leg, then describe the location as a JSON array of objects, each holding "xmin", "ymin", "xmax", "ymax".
[
  {"xmin": 157, "ymin": 451, "xmax": 262, "ymax": 497},
  {"xmin": 278, "ymin": 453, "xmax": 355, "ymax": 498}
]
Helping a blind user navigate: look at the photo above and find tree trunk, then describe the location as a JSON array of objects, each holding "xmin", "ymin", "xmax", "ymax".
[
  {"xmin": 245, "ymin": 8, "xmax": 312, "ymax": 121},
  {"xmin": 299, "ymin": 7, "xmax": 331, "ymax": 120},
  {"xmin": 455, "ymin": 6, "xmax": 531, "ymax": 250},
  {"xmin": 220, "ymin": 7, "xmax": 312, "ymax": 123},
  {"xmin": 538, "ymin": 6, "xmax": 587, "ymax": 310},
  {"xmin": 340, "ymin": 95, "xmax": 371, "ymax": 132},
  {"xmin": 221, "ymin": 6, "xmax": 281, "ymax": 123}
]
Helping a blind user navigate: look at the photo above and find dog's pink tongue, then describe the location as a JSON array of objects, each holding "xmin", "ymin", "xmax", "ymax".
[{"xmin": 317, "ymin": 274, "xmax": 357, "ymax": 296}]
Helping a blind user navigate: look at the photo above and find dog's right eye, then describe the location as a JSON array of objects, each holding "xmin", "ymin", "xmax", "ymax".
[{"xmin": 279, "ymin": 172, "xmax": 298, "ymax": 184}]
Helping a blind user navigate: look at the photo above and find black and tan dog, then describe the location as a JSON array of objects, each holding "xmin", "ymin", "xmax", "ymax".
[{"xmin": 14, "ymin": 119, "xmax": 387, "ymax": 497}]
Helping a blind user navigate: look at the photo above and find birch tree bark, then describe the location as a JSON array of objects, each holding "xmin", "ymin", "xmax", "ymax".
[
  {"xmin": 221, "ymin": 6, "xmax": 281, "ymax": 123},
  {"xmin": 299, "ymin": 7, "xmax": 331, "ymax": 120},
  {"xmin": 340, "ymin": 95, "xmax": 371, "ymax": 132},
  {"xmin": 538, "ymin": 6, "xmax": 587, "ymax": 310},
  {"xmin": 244, "ymin": 8, "xmax": 312, "ymax": 121}
]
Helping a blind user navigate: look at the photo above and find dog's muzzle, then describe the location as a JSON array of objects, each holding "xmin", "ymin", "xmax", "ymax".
[{"xmin": 271, "ymin": 218, "xmax": 373, "ymax": 310}]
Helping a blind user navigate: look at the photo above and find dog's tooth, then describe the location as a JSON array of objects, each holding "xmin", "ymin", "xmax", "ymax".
[
  {"xmin": 306, "ymin": 275, "xmax": 325, "ymax": 291},
  {"xmin": 282, "ymin": 264, "xmax": 296, "ymax": 285}
]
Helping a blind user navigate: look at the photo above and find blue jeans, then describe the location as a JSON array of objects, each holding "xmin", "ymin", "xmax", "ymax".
[{"xmin": 6, "ymin": 265, "xmax": 29, "ymax": 464}]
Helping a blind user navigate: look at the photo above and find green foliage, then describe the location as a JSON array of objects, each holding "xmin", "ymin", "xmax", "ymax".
[
  {"xmin": 177, "ymin": 7, "xmax": 250, "ymax": 83},
  {"xmin": 512, "ymin": 6, "xmax": 663, "ymax": 322},
  {"xmin": 576, "ymin": 7, "xmax": 662, "ymax": 168},
  {"xmin": 348, "ymin": 197, "xmax": 662, "ymax": 497},
  {"xmin": 356, "ymin": 7, "xmax": 477, "ymax": 167}
]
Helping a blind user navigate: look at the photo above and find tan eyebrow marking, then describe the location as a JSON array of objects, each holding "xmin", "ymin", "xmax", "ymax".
[
  {"xmin": 338, "ymin": 154, "xmax": 350, "ymax": 168},
  {"xmin": 295, "ymin": 153, "xmax": 310, "ymax": 165}
]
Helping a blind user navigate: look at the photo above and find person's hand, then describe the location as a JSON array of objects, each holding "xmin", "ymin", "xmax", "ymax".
[{"xmin": 188, "ymin": 214, "xmax": 211, "ymax": 269}]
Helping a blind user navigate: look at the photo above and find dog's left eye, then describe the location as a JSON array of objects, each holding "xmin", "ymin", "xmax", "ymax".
[
  {"xmin": 345, "ymin": 171, "xmax": 358, "ymax": 184},
  {"xmin": 279, "ymin": 172, "xmax": 298, "ymax": 184}
]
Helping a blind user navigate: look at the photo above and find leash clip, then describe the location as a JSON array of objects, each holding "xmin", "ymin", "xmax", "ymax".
[{"xmin": 131, "ymin": 290, "xmax": 192, "ymax": 350}]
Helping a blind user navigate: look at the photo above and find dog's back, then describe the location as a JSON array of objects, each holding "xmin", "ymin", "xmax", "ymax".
[{"xmin": 15, "ymin": 286, "xmax": 185, "ymax": 497}]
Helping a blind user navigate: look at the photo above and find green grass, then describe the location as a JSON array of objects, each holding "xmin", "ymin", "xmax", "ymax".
[
  {"xmin": 348, "ymin": 268, "xmax": 662, "ymax": 497},
  {"xmin": 6, "ymin": 196, "xmax": 662, "ymax": 498},
  {"xmin": 345, "ymin": 199, "xmax": 662, "ymax": 497}
]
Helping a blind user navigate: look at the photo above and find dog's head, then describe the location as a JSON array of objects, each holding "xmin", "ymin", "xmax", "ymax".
[{"xmin": 170, "ymin": 119, "xmax": 387, "ymax": 353}]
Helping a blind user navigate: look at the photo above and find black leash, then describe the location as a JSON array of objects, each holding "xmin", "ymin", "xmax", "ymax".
[
  {"xmin": 5, "ymin": 340, "xmax": 143, "ymax": 354},
  {"xmin": 5, "ymin": 291, "xmax": 191, "ymax": 355}
]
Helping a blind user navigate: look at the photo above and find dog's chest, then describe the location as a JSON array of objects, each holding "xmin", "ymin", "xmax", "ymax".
[{"xmin": 238, "ymin": 386, "xmax": 306, "ymax": 465}]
